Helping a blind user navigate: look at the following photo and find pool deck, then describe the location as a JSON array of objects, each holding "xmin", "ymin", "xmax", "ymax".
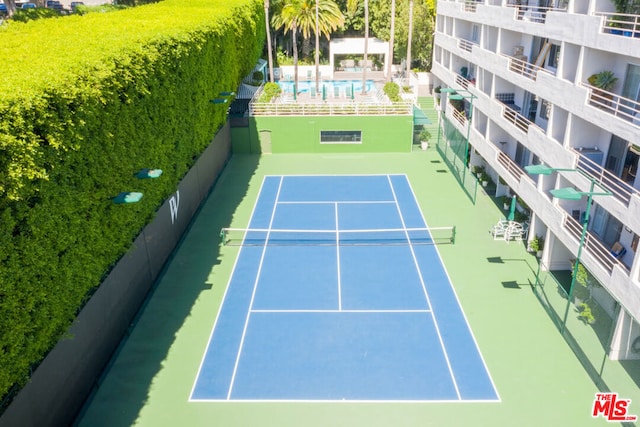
[
  {"xmin": 75, "ymin": 150, "xmax": 640, "ymax": 427},
  {"xmin": 276, "ymin": 72, "xmax": 394, "ymax": 105}
]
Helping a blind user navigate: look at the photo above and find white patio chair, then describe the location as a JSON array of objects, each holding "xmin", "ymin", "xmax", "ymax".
[
  {"xmin": 506, "ymin": 222, "xmax": 525, "ymax": 243},
  {"xmin": 491, "ymin": 220, "xmax": 509, "ymax": 240}
]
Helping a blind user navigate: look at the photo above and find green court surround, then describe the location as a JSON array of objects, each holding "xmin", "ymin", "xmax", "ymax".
[{"xmin": 75, "ymin": 148, "xmax": 640, "ymax": 427}]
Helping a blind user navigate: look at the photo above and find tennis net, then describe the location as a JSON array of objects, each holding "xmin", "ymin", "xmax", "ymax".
[{"xmin": 220, "ymin": 226, "xmax": 456, "ymax": 246}]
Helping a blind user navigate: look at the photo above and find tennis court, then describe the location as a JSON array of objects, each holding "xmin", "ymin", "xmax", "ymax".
[{"xmin": 190, "ymin": 174, "xmax": 498, "ymax": 402}]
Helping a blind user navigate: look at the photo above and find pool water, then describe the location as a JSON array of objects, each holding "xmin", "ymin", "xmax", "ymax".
[{"xmin": 278, "ymin": 79, "xmax": 375, "ymax": 94}]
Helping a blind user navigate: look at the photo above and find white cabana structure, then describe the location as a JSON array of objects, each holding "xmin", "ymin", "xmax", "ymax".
[{"xmin": 329, "ymin": 38, "xmax": 390, "ymax": 79}]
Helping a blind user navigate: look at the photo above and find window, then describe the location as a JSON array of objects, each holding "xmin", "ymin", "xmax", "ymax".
[
  {"xmin": 320, "ymin": 130, "xmax": 362, "ymax": 144},
  {"xmin": 539, "ymin": 99, "xmax": 551, "ymax": 120},
  {"xmin": 547, "ymin": 44, "xmax": 560, "ymax": 69}
]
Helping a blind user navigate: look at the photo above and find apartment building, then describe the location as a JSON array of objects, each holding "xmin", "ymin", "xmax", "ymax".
[{"xmin": 431, "ymin": 0, "xmax": 640, "ymax": 360}]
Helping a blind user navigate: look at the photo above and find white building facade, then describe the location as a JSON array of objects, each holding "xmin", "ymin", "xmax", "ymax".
[{"xmin": 431, "ymin": 0, "xmax": 640, "ymax": 360}]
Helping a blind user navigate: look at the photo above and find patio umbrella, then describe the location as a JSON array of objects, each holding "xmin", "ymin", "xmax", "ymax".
[
  {"xmin": 322, "ymin": 85, "xmax": 326, "ymax": 100},
  {"xmin": 351, "ymin": 83, "xmax": 354, "ymax": 100},
  {"xmin": 507, "ymin": 195, "xmax": 517, "ymax": 221}
]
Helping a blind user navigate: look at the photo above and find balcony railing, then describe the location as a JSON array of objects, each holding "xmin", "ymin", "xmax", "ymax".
[
  {"xmin": 455, "ymin": 75, "xmax": 475, "ymax": 89},
  {"xmin": 598, "ymin": 12, "xmax": 640, "ymax": 38},
  {"xmin": 503, "ymin": 54, "xmax": 555, "ymax": 81},
  {"xmin": 585, "ymin": 83, "xmax": 640, "ymax": 126},
  {"xmin": 502, "ymin": 105, "xmax": 532, "ymax": 133},
  {"xmin": 507, "ymin": 3, "xmax": 567, "ymax": 24},
  {"xmin": 451, "ymin": 108, "xmax": 467, "ymax": 127},
  {"xmin": 572, "ymin": 148, "xmax": 639, "ymax": 207},
  {"xmin": 463, "ymin": 0, "xmax": 480, "ymax": 13},
  {"xmin": 458, "ymin": 39, "xmax": 477, "ymax": 53},
  {"xmin": 497, "ymin": 151, "xmax": 525, "ymax": 183},
  {"xmin": 562, "ymin": 214, "xmax": 629, "ymax": 275}
]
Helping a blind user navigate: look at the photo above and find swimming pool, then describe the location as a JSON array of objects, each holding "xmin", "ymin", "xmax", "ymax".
[{"xmin": 278, "ymin": 79, "xmax": 375, "ymax": 94}]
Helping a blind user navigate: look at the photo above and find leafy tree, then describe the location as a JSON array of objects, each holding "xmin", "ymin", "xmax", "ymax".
[
  {"xmin": 369, "ymin": 0, "xmax": 434, "ymax": 71},
  {"xmin": 406, "ymin": 0, "xmax": 412, "ymax": 78},
  {"xmin": 347, "ymin": 0, "xmax": 369, "ymax": 94},
  {"xmin": 394, "ymin": 0, "xmax": 435, "ymax": 70}
]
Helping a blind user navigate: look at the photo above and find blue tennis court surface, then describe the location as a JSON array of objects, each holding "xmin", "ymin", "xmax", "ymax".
[{"xmin": 191, "ymin": 175, "xmax": 499, "ymax": 402}]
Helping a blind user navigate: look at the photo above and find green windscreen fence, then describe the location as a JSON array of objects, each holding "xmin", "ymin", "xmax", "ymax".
[
  {"xmin": 532, "ymin": 261, "xmax": 617, "ymax": 391},
  {"xmin": 435, "ymin": 114, "xmax": 477, "ymax": 204}
]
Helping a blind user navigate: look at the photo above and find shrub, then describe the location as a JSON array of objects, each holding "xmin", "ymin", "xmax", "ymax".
[
  {"xmin": 258, "ymin": 82, "xmax": 282, "ymax": 102},
  {"xmin": 418, "ymin": 129, "xmax": 431, "ymax": 142},
  {"xmin": 0, "ymin": 0, "xmax": 263, "ymax": 404},
  {"xmin": 383, "ymin": 82, "xmax": 401, "ymax": 102},
  {"xmin": 10, "ymin": 7, "xmax": 61, "ymax": 22}
]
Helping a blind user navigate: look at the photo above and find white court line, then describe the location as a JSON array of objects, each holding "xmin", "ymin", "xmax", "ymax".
[
  {"xmin": 387, "ymin": 175, "xmax": 462, "ymax": 401},
  {"xmin": 335, "ymin": 202, "xmax": 342, "ymax": 311},
  {"xmin": 250, "ymin": 309, "xmax": 432, "ymax": 313},
  {"xmin": 226, "ymin": 176, "xmax": 284, "ymax": 400},
  {"xmin": 402, "ymin": 174, "xmax": 501, "ymax": 401},
  {"xmin": 189, "ymin": 175, "xmax": 272, "ymax": 402},
  {"xmin": 276, "ymin": 200, "xmax": 395, "ymax": 204},
  {"xmin": 191, "ymin": 397, "xmax": 500, "ymax": 403}
]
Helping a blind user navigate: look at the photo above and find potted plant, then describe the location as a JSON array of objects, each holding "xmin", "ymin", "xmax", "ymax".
[
  {"xmin": 529, "ymin": 235, "xmax": 544, "ymax": 257},
  {"xmin": 474, "ymin": 165, "xmax": 485, "ymax": 180},
  {"xmin": 481, "ymin": 172, "xmax": 489, "ymax": 187},
  {"xmin": 571, "ymin": 260, "xmax": 600, "ymax": 303},
  {"xmin": 587, "ymin": 71, "xmax": 618, "ymax": 106},
  {"xmin": 578, "ymin": 302, "xmax": 596, "ymax": 324},
  {"xmin": 588, "ymin": 70, "xmax": 618, "ymax": 92},
  {"xmin": 419, "ymin": 128, "xmax": 431, "ymax": 151},
  {"xmin": 502, "ymin": 195, "xmax": 511, "ymax": 210}
]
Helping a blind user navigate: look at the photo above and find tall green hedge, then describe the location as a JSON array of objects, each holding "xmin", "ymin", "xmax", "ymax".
[{"xmin": 0, "ymin": 0, "xmax": 264, "ymax": 402}]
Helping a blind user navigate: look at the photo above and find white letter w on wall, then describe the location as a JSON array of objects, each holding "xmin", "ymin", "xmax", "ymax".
[{"xmin": 169, "ymin": 191, "xmax": 180, "ymax": 224}]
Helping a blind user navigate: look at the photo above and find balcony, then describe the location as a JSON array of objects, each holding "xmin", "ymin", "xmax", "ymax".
[
  {"xmin": 455, "ymin": 75, "xmax": 475, "ymax": 89},
  {"xmin": 561, "ymin": 214, "xmax": 629, "ymax": 275},
  {"xmin": 503, "ymin": 54, "xmax": 555, "ymax": 81},
  {"xmin": 463, "ymin": 0, "xmax": 480, "ymax": 13},
  {"xmin": 458, "ymin": 38, "xmax": 478, "ymax": 53},
  {"xmin": 497, "ymin": 151, "xmax": 525, "ymax": 183},
  {"xmin": 598, "ymin": 12, "xmax": 640, "ymax": 38},
  {"xmin": 506, "ymin": 2, "xmax": 567, "ymax": 24},
  {"xmin": 451, "ymin": 108, "xmax": 467, "ymax": 127},
  {"xmin": 586, "ymin": 83, "xmax": 640, "ymax": 126},
  {"xmin": 502, "ymin": 105, "xmax": 532, "ymax": 133},
  {"xmin": 572, "ymin": 148, "xmax": 640, "ymax": 207}
]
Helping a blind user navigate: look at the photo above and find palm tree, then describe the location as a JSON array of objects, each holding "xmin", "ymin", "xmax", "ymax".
[
  {"xmin": 315, "ymin": 0, "xmax": 320, "ymax": 92},
  {"xmin": 273, "ymin": 0, "xmax": 302, "ymax": 95},
  {"xmin": 291, "ymin": 0, "xmax": 343, "ymax": 92},
  {"xmin": 274, "ymin": 0, "xmax": 343, "ymax": 95},
  {"xmin": 406, "ymin": 0, "xmax": 413, "ymax": 85},
  {"xmin": 386, "ymin": 0, "xmax": 396, "ymax": 83},
  {"xmin": 347, "ymin": 0, "xmax": 369, "ymax": 95},
  {"xmin": 265, "ymin": 0, "xmax": 275, "ymax": 82}
]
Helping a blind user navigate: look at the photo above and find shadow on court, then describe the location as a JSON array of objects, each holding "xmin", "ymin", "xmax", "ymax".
[{"xmin": 75, "ymin": 155, "xmax": 260, "ymax": 426}]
